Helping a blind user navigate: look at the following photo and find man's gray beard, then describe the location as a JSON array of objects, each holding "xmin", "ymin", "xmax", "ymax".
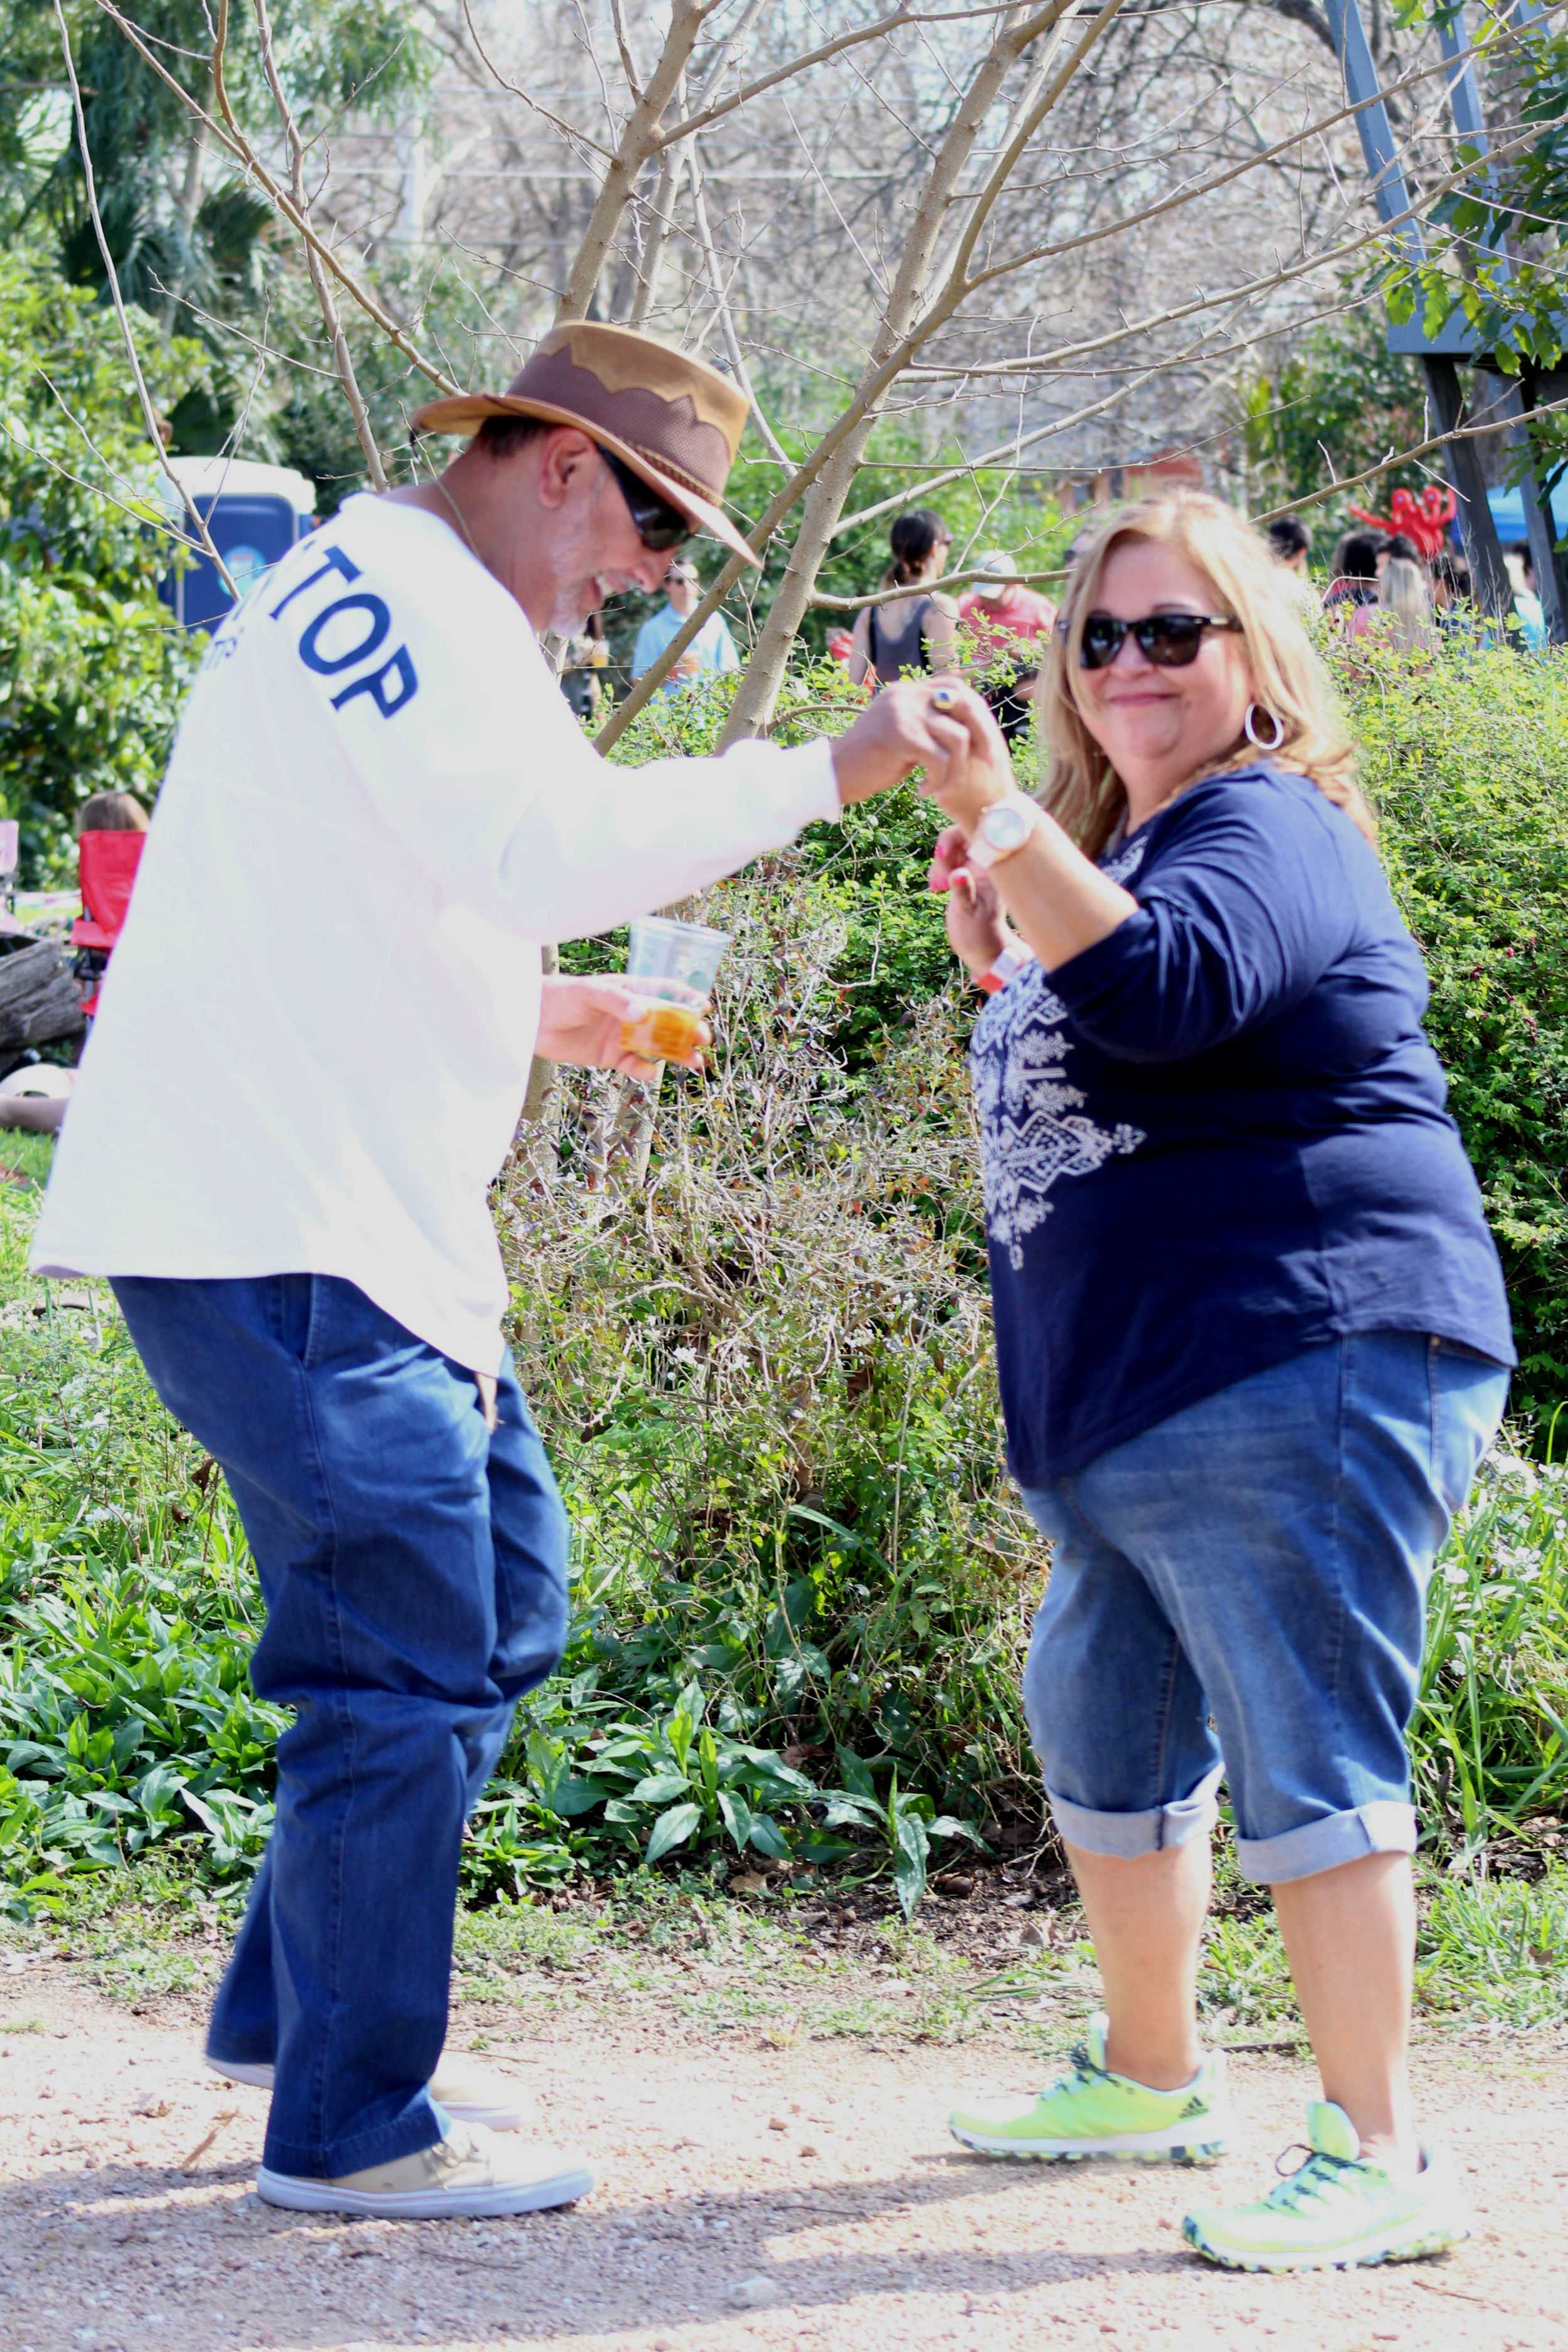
[{"xmin": 548, "ymin": 595, "xmax": 592, "ymax": 638}]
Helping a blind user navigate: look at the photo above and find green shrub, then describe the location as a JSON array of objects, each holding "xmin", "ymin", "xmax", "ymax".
[
  {"xmin": 0, "ymin": 242, "xmax": 203, "ymax": 879},
  {"xmin": 4, "ymin": 640, "xmax": 1568, "ymax": 1915},
  {"xmin": 1342, "ymin": 633, "xmax": 1568, "ymax": 1434},
  {"xmin": 506, "ymin": 875, "xmax": 1041, "ymax": 1833}
]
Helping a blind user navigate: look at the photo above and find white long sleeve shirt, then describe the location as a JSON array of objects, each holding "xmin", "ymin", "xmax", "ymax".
[{"xmin": 32, "ymin": 494, "xmax": 839, "ymax": 1371}]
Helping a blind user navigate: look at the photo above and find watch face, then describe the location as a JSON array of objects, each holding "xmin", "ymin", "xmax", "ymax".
[{"xmin": 982, "ymin": 802, "xmax": 1029, "ymax": 850}]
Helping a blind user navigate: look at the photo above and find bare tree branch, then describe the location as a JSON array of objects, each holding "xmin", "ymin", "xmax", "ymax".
[
  {"xmin": 654, "ymin": 3, "xmax": 1020, "ymax": 150},
  {"xmin": 53, "ymin": 0, "xmax": 238, "ymax": 600},
  {"xmin": 252, "ymin": 0, "xmax": 388, "ymax": 490},
  {"xmin": 457, "ymin": 0, "xmax": 615, "ymax": 160},
  {"xmin": 92, "ymin": 0, "xmax": 460, "ymax": 394}
]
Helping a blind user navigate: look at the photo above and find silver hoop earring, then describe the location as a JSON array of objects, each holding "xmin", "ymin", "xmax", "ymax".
[{"xmin": 1244, "ymin": 702, "xmax": 1285, "ymax": 751}]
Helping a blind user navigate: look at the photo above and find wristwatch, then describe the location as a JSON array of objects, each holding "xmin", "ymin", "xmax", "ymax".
[
  {"xmin": 975, "ymin": 940, "xmax": 1036, "ymax": 995},
  {"xmin": 965, "ymin": 790, "xmax": 1042, "ymax": 870}
]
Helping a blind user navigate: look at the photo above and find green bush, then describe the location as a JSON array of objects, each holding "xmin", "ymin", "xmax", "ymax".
[
  {"xmin": 4, "ymin": 639, "xmax": 1568, "ymax": 1915},
  {"xmin": 1340, "ymin": 632, "xmax": 1568, "ymax": 1434},
  {"xmin": 507, "ymin": 873, "xmax": 1041, "ymax": 1840},
  {"xmin": 0, "ymin": 242, "xmax": 203, "ymax": 879}
]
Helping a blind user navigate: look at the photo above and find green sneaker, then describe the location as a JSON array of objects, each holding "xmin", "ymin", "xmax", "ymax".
[
  {"xmin": 1182, "ymin": 2100, "xmax": 1471, "ymax": 2272},
  {"xmin": 948, "ymin": 2013, "xmax": 1231, "ymax": 2163}
]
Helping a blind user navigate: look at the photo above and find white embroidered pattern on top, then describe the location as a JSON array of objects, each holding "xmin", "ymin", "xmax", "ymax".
[{"xmin": 970, "ymin": 829, "xmax": 1150, "ymax": 1268}]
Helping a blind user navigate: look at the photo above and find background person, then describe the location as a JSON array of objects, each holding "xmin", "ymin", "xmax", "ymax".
[
  {"xmin": 1323, "ymin": 524, "xmax": 1385, "ymax": 613},
  {"xmin": 1507, "ymin": 548, "xmax": 1547, "ymax": 651},
  {"xmin": 1431, "ymin": 551, "xmax": 1471, "ymax": 626},
  {"xmin": 847, "ymin": 507, "xmax": 958, "ymax": 686},
  {"xmin": 31, "ymin": 321, "xmax": 950, "ymax": 2227},
  {"xmin": 1265, "ymin": 513, "xmax": 1311, "ymax": 575},
  {"xmin": 1375, "ymin": 546, "xmax": 1438, "ymax": 654},
  {"xmin": 0, "ymin": 790, "xmax": 154, "ymax": 1136},
  {"xmin": 921, "ymin": 493, "xmax": 1511, "ymax": 2274},
  {"xmin": 558, "ymin": 608, "xmax": 608, "ymax": 722},
  {"xmin": 958, "ymin": 550, "xmax": 1056, "ymax": 747},
  {"xmin": 76, "ymin": 789, "xmax": 150, "ymax": 833},
  {"xmin": 632, "ymin": 554, "xmax": 739, "ymax": 695},
  {"xmin": 1264, "ymin": 514, "xmax": 1316, "ymax": 618}
]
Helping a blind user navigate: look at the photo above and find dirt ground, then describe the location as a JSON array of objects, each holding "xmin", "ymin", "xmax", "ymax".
[{"xmin": 0, "ymin": 1953, "xmax": 1564, "ymax": 2352}]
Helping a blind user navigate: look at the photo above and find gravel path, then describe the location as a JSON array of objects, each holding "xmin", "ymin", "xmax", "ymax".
[{"xmin": 0, "ymin": 1957, "xmax": 1563, "ymax": 2352}]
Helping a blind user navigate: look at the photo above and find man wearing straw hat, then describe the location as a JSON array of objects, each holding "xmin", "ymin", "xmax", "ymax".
[{"xmin": 32, "ymin": 323, "xmax": 957, "ymax": 2221}]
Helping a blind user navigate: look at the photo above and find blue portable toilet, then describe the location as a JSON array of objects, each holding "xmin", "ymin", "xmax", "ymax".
[
  {"xmin": 1482, "ymin": 482, "xmax": 1568, "ymax": 549},
  {"xmin": 157, "ymin": 457, "xmax": 317, "ymax": 630}
]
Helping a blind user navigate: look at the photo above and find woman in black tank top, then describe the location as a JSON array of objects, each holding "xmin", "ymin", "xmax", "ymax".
[{"xmin": 850, "ymin": 507, "xmax": 960, "ymax": 686}]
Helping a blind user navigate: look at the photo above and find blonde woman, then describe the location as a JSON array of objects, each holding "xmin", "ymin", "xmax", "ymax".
[
  {"xmin": 921, "ymin": 495, "xmax": 1512, "ymax": 2271},
  {"xmin": 1379, "ymin": 551, "xmax": 1438, "ymax": 651}
]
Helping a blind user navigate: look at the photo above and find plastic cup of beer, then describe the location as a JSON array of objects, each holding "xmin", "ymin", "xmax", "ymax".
[{"xmin": 620, "ymin": 915, "xmax": 729, "ymax": 1062}]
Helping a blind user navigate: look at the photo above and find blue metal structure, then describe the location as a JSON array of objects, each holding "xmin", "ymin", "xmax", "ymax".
[{"xmin": 1325, "ymin": 1, "xmax": 1564, "ymax": 633}]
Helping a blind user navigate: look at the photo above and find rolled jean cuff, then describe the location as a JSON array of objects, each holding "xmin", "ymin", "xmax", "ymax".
[
  {"xmin": 1236, "ymin": 1799, "xmax": 1417, "ymax": 1885},
  {"xmin": 262, "ymin": 2091, "xmax": 446, "ymax": 2183},
  {"xmin": 1047, "ymin": 1762, "xmax": 1223, "ymax": 1859}
]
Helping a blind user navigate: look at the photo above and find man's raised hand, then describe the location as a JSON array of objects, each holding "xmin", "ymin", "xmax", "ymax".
[{"xmin": 830, "ymin": 679, "xmax": 960, "ymax": 804}]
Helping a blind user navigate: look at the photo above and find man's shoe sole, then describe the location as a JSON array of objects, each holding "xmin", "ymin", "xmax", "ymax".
[
  {"xmin": 255, "ymin": 2161, "xmax": 595, "ymax": 2220},
  {"xmin": 207, "ymin": 2056, "xmax": 273, "ymax": 2090},
  {"xmin": 951, "ymin": 2120, "xmax": 1229, "ymax": 2164},
  {"xmin": 1182, "ymin": 2214, "xmax": 1470, "ymax": 2272},
  {"xmin": 206, "ymin": 2056, "xmax": 529, "ymax": 2131}
]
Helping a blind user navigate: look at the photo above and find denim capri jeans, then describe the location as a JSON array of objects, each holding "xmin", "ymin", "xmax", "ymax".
[{"xmin": 1019, "ymin": 1330, "xmax": 1508, "ymax": 1883}]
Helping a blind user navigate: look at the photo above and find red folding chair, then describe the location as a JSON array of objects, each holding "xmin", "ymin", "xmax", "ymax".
[{"xmin": 72, "ymin": 830, "xmax": 146, "ymax": 1015}]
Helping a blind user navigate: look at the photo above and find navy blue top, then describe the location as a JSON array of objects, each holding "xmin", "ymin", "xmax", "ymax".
[{"xmin": 971, "ymin": 764, "xmax": 1513, "ymax": 1486}]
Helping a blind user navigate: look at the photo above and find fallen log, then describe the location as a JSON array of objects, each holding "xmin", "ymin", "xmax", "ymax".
[{"xmin": 0, "ymin": 940, "xmax": 87, "ymax": 1050}]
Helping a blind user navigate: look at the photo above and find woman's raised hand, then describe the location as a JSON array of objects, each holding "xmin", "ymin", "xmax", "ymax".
[
  {"xmin": 920, "ymin": 677, "xmax": 1014, "ymax": 831},
  {"xmin": 929, "ymin": 827, "xmax": 1009, "ymax": 977}
]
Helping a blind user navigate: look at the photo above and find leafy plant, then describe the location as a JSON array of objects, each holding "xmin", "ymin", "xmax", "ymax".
[
  {"xmin": 1414, "ymin": 1449, "xmax": 1568, "ymax": 1855},
  {"xmin": 1341, "ymin": 630, "xmax": 1568, "ymax": 1430},
  {"xmin": 8, "ymin": 644, "xmax": 1568, "ymax": 1921},
  {"xmin": 0, "ymin": 241, "xmax": 203, "ymax": 877}
]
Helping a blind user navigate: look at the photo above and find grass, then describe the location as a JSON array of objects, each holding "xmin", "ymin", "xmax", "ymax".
[
  {"xmin": 4, "ymin": 1848, "xmax": 1562, "ymax": 2052},
  {"xmin": 1, "ymin": 1115, "xmax": 1565, "ymax": 2042},
  {"xmin": 0, "ymin": 1132, "xmax": 56, "ymax": 1192}
]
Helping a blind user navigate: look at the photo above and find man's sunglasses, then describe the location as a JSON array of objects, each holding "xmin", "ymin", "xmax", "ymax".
[
  {"xmin": 601, "ymin": 447, "xmax": 691, "ymax": 553},
  {"xmin": 1067, "ymin": 611, "xmax": 1243, "ymax": 670}
]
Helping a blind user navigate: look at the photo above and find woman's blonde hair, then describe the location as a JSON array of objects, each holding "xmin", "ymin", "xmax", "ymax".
[
  {"xmin": 1037, "ymin": 492, "xmax": 1373, "ymax": 857},
  {"xmin": 1377, "ymin": 554, "xmax": 1437, "ymax": 654}
]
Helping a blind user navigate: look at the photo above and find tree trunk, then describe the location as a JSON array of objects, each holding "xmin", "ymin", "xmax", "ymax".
[
  {"xmin": 0, "ymin": 943, "xmax": 87, "ymax": 1052},
  {"xmin": 719, "ymin": 425, "xmax": 879, "ymax": 743},
  {"xmin": 719, "ymin": 7, "xmax": 1061, "ymax": 738}
]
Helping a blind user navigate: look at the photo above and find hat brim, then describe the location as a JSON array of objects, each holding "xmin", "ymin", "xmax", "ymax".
[{"xmin": 408, "ymin": 393, "xmax": 760, "ymax": 568}]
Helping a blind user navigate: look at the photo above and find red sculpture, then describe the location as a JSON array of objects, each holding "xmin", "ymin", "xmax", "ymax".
[{"xmin": 1347, "ymin": 484, "xmax": 1456, "ymax": 560}]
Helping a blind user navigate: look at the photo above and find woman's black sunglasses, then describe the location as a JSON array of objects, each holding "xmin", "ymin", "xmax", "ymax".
[
  {"xmin": 601, "ymin": 448, "xmax": 692, "ymax": 553},
  {"xmin": 1066, "ymin": 611, "xmax": 1243, "ymax": 670}
]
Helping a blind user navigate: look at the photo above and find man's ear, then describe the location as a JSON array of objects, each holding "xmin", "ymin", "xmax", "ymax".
[{"xmin": 535, "ymin": 427, "xmax": 600, "ymax": 513}]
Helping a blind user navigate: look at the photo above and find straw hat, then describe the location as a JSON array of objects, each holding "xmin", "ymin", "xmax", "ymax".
[{"xmin": 410, "ymin": 322, "xmax": 758, "ymax": 566}]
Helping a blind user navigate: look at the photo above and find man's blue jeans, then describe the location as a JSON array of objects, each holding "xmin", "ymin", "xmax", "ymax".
[{"xmin": 112, "ymin": 1273, "xmax": 569, "ymax": 2180}]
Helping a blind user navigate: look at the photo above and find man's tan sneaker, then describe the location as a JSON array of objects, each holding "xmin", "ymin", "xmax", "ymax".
[
  {"xmin": 256, "ymin": 2120, "xmax": 594, "ymax": 2218},
  {"xmin": 206, "ymin": 2048, "xmax": 532, "ymax": 2130}
]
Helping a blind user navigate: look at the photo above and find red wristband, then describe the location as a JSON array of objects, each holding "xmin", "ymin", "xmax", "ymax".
[{"xmin": 975, "ymin": 970, "xmax": 1004, "ymax": 994}]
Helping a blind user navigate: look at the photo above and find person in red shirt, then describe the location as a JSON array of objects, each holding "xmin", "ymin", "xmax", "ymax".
[
  {"xmin": 957, "ymin": 551, "xmax": 1057, "ymax": 746},
  {"xmin": 0, "ymin": 790, "xmax": 151, "ymax": 1137}
]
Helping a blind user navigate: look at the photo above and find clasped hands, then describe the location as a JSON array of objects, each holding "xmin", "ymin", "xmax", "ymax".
[
  {"xmin": 865, "ymin": 673, "xmax": 1026, "ymax": 980},
  {"xmin": 543, "ymin": 676, "xmax": 1018, "ymax": 1081}
]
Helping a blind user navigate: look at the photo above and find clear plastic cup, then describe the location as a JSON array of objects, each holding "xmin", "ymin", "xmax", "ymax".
[
  {"xmin": 625, "ymin": 915, "xmax": 730, "ymax": 1001},
  {"xmin": 621, "ymin": 916, "xmax": 729, "ymax": 1062}
]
